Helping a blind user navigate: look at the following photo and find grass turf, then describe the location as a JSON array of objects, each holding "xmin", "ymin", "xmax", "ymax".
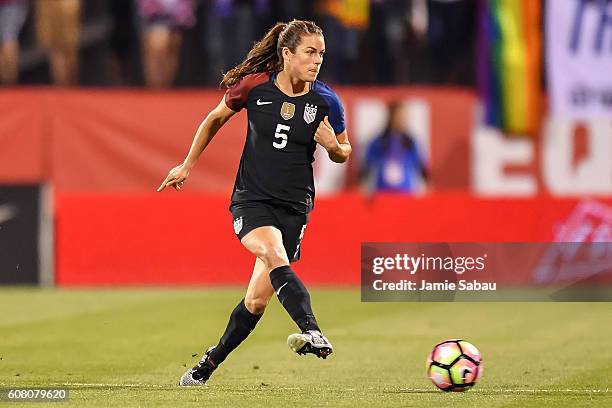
[{"xmin": 1, "ymin": 288, "xmax": 611, "ymax": 407}]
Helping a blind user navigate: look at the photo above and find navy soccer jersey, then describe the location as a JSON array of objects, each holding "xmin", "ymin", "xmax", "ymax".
[{"xmin": 225, "ymin": 72, "xmax": 345, "ymax": 214}]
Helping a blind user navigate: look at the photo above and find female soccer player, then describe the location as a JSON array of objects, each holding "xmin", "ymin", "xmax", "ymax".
[{"xmin": 157, "ymin": 20, "xmax": 351, "ymax": 386}]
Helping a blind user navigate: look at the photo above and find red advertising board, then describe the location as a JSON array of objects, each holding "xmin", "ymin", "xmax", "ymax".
[{"xmin": 55, "ymin": 192, "xmax": 611, "ymax": 285}]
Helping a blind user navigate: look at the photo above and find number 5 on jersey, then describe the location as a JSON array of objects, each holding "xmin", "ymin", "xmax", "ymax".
[{"xmin": 273, "ymin": 124, "xmax": 290, "ymax": 149}]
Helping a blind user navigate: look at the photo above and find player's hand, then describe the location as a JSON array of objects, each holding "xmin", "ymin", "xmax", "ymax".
[
  {"xmin": 157, "ymin": 164, "xmax": 190, "ymax": 192},
  {"xmin": 314, "ymin": 116, "xmax": 339, "ymax": 151}
]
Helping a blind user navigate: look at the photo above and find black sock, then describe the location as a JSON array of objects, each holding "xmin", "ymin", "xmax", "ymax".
[
  {"xmin": 270, "ymin": 265, "xmax": 320, "ymax": 333},
  {"xmin": 208, "ymin": 299, "xmax": 262, "ymax": 366}
]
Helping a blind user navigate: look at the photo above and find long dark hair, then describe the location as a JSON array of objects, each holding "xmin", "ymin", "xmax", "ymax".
[{"xmin": 221, "ymin": 20, "xmax": 323, "ymax": 87}]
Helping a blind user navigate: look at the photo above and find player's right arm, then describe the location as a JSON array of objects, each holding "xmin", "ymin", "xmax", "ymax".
[{"xmin": 157, "ymin": 98, "xmax": 236, "ymax": 192}]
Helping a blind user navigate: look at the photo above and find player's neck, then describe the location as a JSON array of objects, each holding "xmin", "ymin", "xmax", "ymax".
[{"xmin": 275, "ymin": 71, "xmax": 310, "ymax": 97}]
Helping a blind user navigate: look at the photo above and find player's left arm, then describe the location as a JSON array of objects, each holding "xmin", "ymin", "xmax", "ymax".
[{"xmin": 314, "ymin": 116, "xmax": 352, "ymax": 163}]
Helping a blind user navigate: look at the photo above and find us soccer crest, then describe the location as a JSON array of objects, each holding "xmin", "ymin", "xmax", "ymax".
[
  {"xmin": 280, "ymin": 102, "xmax": 295, "ymax": 120},
  {"xmin": 233, "ymin": 216, "xmax": 243, "ymax": 235},
  {"xmin": 303, "ymin": 103, "xmax": 317, "ymax": 124}
]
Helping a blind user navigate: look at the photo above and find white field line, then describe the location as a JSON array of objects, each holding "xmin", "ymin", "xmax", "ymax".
[
  {"xmin": 397, "ymin": 388, "xmax": 611, "ymax": 393},
  {"xmin": 36, "ymin": 384, "xmax": 612, "ymax": 393}
]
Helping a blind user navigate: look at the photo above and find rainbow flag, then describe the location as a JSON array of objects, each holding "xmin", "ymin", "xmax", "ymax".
[{"xmin": 477, "ymin": 0, "xmax": 542, "ymax": 135}]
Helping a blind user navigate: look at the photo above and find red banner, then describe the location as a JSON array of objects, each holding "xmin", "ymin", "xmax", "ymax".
[
  {"xmin": 55, "ymin": 192, "xmax": 611, "ymax": 286},
  {"xmin": 2, "ymin": 89, "xmax": 609, "ymax": 196},
  {"xmin": 0, "ymin": 88, "xmax": 474, "ymax": 192}
]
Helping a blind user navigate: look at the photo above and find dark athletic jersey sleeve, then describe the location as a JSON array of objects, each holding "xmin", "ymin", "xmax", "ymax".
[
  {"xmin": 224, "ymin": 72, "xmax": 271, "ymax": 112},
  {"xmin": 312, "ymin": 82, "xmax": 346, "ymax": 135}
]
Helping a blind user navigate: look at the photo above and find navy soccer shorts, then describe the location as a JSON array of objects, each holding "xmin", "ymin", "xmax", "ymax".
[{"xmin": 230, "ymin": 201, "xmax": 308, "ymax": 263}]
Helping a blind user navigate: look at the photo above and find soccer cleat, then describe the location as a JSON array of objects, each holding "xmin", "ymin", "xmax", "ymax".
[
  {"xmin": 287, "ymin": 330, "xmax": 333, "ymax": 359},
  {"xmin": 179, "ymin": 346, "xmax": 217, "ymax": 386}
]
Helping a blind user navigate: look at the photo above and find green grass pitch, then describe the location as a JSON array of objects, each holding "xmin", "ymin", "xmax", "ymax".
[{"xmin": 1, "ymin": 288, "xmax": 611, "ymax": 407}]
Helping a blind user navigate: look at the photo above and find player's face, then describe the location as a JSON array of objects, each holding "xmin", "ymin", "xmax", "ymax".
[{"xmin": 287, "ymin": 35, "xmax": 325, "ymax": 82}]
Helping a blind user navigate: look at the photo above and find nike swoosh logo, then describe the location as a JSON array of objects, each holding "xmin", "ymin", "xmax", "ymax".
[
  {"xmin": 276, "ymin": 282, "xmax": 289, "ymax": 296},
  {"xmin": 0, "ymin": 204, "xmax": 17, "ymax": 225},
  {"xmin": 256, "ymin": 99, "xmax": 273, "ymax": 105}
]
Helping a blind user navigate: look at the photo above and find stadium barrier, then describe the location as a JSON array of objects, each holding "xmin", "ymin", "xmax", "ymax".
[
  {"xmin": 1, "ymin": 89, "xmax": 609, "ymax": 286},
  {"xmin": 0, "ymin": 88, "xmax": 474, "ymax": 192},
  {"xmin": 1, "ymin": 89, "xmax": 608, "ymax": 197},
  {"xmin": 55, "ymin": 192, "xmax": 611, "ymax": 286}
]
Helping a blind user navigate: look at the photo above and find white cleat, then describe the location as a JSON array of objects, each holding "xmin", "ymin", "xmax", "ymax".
[
  {"xmin": 179, "ymin": 346, "xmax": 217, "ymax": 386},
  {"xmin": 287, "ymin": 330, "xmax": 333, "ymax": 359}
]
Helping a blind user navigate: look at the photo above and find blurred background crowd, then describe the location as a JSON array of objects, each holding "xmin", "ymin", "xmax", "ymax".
[{"xmin": 0, "ymin": 0, "xmax": 475, "ymax": 88}]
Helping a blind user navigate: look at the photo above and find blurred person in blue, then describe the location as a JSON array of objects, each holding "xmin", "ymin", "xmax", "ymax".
[
  {"xmin": 362, "ymin": 101, "xmax": 428, "ymax": 193},
  {"xmin": 0, "ymin": 0, "xmax": 28, "ymax": 85},
  {"xmin": 136, "ymin": 0, "xmax": 196, "ymax": 88}
]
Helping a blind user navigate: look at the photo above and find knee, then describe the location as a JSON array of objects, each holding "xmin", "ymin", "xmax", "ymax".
[
  {"xmin": 244, "ymin": 296, "xmax": 269, "ymax": 315},
  {"xmin": 257, "ymin": 244, "xmax": 289, "ymax": 270}
]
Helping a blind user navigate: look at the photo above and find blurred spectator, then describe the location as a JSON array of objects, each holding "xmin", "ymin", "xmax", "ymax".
[
  {"xmin": 267, "ymin": 0, "xmax": 312, "ymax": 22},
  {"xmin": 108, "ymin": 0, "xmax": 138, "ymax": 86},
  {"xmin": 362, "ymin": 101, "xmax": 428, "ymax": 194},
  {"xmin": 6, "ymin": 0, "xmax": 478, "ymax": 87},
  {"xmin": 0, "ymin": 0, "xmax": 29, "ymax": 85},
  {"xmin": 203, "ymin": 0, "xmax": 270, "ymax": 80},
  {"xmin": 367, "ymin": 0, "xmax": 410, "ymax": 84},
  {"xmin": 136, "ymin": 0, "xmax": 196, "ymax": 88},
  {"xmin": 424, "ymin": 0, "xmax": 474, "ymax": 85},
  {"xmin": 316, "ymin": 0, "xmax": 369, "ymax": 84},
  {"xmin": 36, "ymin": 0, "xmax": 81, "ymax": 86}
]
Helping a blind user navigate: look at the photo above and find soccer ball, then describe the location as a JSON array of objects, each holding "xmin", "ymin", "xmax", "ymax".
[{"xmin": 426, "ymin": 339, "xmax": 483, "ymax": 392}]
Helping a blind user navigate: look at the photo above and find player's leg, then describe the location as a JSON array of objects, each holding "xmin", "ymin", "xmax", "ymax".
[
  {"xmin": 240, "ymin": 226, "xmax": 320, "ymax": 331},
  {"xmin": 207, "ymin": 257, "xmax": 273, "ymax": 364},
  {"xmin": 241, "ymin": 224, "xmax": 332, "ymax": 358},
  {"xmin": 179, "ymin": 259, "xmax": 270, "ymax": 386},
  {"xmin": 280, "ymin": 211, "xmax": 334, "ymax": 359}
]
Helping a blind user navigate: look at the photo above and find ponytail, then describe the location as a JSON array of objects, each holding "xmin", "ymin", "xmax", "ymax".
[{"xmin": 221, "ymin": 20, "xmax": 323, "ymax": 88}]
